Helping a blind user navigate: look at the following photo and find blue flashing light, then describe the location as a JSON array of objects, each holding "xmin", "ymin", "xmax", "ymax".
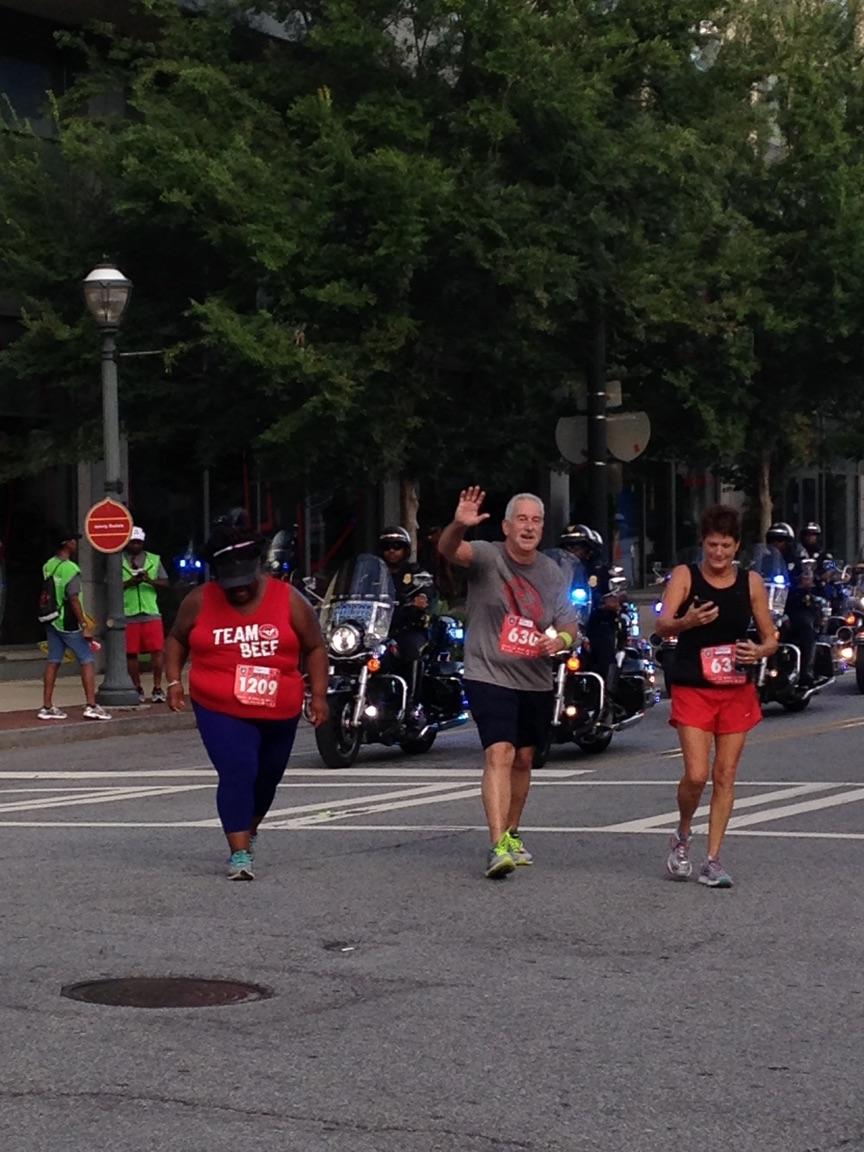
[
  {"xmin": 571, "ymin": 588, "xmax": 589, "ymax": 604},
  {"xmin": 195, "ymin": 560, "xmax": 202, "ymax": 569},
  {"xmin": 654, "ymin": 601, "xmax": 663, "ymax": 613},
  {"xmin": 772, "ymin": 575, "xmax": 786, "ymax": 586},
  {"xmin": 179, "ymin": 559, "xmax": 186, "ymax": 569}
]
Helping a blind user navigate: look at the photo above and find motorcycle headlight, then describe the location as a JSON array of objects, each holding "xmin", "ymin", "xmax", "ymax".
[{"xmin": 330, "ymin": 623, "xmax": 362, "ymax": 656}]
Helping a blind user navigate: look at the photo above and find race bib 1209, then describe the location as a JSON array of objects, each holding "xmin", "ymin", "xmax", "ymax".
[
  {"xmin": 234, "ymin": 664, "xmax": 281, "ymax": 707},
  {"xmin": 700, "ymin": 645, "xmax": 746, "ymax": 686},
  {"xmin": 499, "ymin": 614, "xmax": 545, "ymax": 658}
]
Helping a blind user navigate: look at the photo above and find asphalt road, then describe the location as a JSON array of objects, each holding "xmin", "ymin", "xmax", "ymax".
[{"xmin": 1, "ymin": 680, "xmax": 863, "ymax": 1152}]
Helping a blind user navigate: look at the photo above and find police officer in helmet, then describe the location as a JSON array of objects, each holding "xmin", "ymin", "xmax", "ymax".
[
  {"xmin": 766, "ymin": 521, "xmax": 819, "ymax": 686},
  {"xmin": 378, "ymin": 527, "xmax": 435, "ymax": 717},
  {"xmin": 799, "ymin": 521, "xmax": 823, "ymax": 561},
  {"xmin": 559, "ymin": 523, "xmax": 621, "ymax": 691}
]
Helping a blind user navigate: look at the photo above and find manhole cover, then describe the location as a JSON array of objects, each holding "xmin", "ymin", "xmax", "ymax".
[{"xmin": 60, "ymin": 977, "xmax": 273, "ymax": 1009}]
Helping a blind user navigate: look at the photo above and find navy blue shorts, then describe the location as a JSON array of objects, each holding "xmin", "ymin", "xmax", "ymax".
[{"xmin": 464, "ymin": 679, "xmax": 554, "ymax": 751}]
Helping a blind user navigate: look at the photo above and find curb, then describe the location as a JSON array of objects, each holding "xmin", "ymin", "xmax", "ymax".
[{"xmin": 0, "ymin": 709, "xmax": 196, "ymax": 750}]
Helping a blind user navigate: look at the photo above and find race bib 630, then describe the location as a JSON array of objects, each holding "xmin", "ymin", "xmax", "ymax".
[{"xmin": 499, "ymin": 614, "xmax": 545, "ymax": 659}]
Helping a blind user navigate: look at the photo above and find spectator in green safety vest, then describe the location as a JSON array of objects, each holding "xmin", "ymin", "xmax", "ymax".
[
  {"xmin": 122, "ymin": 526, "xmax": 169, "ymax": 702},
  {"xmin": 39, "ymin": 530, "xmax": 111, "ymax": 721}
]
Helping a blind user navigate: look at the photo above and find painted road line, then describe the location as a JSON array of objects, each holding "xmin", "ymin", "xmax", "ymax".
[
  {"xmin": 692, "ymin": 786, "xmax": 864, "ymax": 832},
  {"xmin": 0, "ymin": 766, "xmax": 592, "ymax": 781},
  {"xmin": 271, "ymin": 786, "xmax": 481, "ymax": 828},
  {"xmin": 599, "ymin": 783, "xmax": 844, "ymax": 833},
  {"xmin": 195, "ymin": 781, "xmax": 475, "ymax": 829},
  {"xmin": 0, "ymin": 820, "xmax": 862, "ymax": 840},
  {"xmin": 0, "ymin": 784, "xmax": 211, "ymax": 815}
]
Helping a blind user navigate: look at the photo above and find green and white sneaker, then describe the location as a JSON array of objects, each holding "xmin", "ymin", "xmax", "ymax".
[
  {"xmin": 227, "ymin": 850, "xmax": 254, "ymax": 881},
  {"xmin": 503, "ymin": 828, "xmax": 533, "ymax": 866},
  {"xmin": 485, "ymin": 838, "xmax": 516, "ymax": 879}
]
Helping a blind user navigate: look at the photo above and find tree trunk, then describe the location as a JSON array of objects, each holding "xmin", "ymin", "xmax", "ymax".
[
  {"xmin": 758, "ymin": 447, "xmax": 773, "ymax": 538},
  {"xmin": 401, "ymin": 477, "xmax": 420, "ymax": 561}
]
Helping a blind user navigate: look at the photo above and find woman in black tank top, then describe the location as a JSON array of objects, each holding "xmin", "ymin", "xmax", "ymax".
[{"xmin": 654, "ymin": 505, "xmax": 778, "ymax": 889}]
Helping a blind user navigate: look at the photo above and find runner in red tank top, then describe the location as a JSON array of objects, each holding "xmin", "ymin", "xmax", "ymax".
[{"xmin": 164, "ymin": 522, "xmax": 328, "ymax": 881}]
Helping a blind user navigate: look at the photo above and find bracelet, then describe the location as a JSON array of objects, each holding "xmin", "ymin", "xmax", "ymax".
[
  {"xmin": 556, "ymin": 630, "xmax": 574, "ymax": 649},
  {"xmin": 166, "ymin": 680, "xmax": 182, "ymax": 689}
]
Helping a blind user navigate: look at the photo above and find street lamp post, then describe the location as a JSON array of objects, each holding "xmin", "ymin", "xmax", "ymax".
[{"xmin": 82, "ymin": 263, "xmax": 141, "ymax": 708}]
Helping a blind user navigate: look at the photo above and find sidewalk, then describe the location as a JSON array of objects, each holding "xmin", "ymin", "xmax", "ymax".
[{"xmin": 0, "ymin": 676, "xmax": 195, "ymax": 750}]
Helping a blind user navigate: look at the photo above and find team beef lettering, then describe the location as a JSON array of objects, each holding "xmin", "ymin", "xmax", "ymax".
[{"xmin": 211, "ymin": 623, "xmax": 281, "ymax": 659}]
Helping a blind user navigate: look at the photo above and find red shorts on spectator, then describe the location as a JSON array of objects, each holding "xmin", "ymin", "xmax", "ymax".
[
  {"xmin": 669, "ymin": 682, "xmax": 761, "ymax": 735},
  {"xmin": 126, "ymin": 619, "xmax": 165, "ymax": 655}
]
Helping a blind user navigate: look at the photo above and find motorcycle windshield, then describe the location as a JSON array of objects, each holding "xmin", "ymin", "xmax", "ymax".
[
  {"xmin": 753, "ymin": 546, "xmax": 789, "ymax": 613},
  {"xmin": 320, "ymin": 554, "xmax": 395, "ymax": 644},
  {"xmin": 544, "ymin": 548, "xmax": 591, "ymax": 623}
]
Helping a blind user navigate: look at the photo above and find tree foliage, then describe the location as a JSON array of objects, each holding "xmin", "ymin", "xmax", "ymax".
[{"xmin": 2, "ymin": 0, "xmax": 864, "ymax": 520}]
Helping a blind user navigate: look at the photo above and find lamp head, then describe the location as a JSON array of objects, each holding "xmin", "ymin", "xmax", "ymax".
[{"xmin": 82, "ymin": 263, "xmax": 132, "ymax": 329}]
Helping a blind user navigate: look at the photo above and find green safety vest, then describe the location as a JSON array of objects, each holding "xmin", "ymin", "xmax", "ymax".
[
  {"xmin": 122, "ymin": 552, "xmax": 162, "ymax": 617},
  {"xmin": 43, "ymin": 557, "xmax": 83, "ymax": 630}
]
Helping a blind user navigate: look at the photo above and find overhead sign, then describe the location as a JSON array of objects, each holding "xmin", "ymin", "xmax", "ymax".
[
  {"xmin": 555, "ymin": 411, "xmax": 651, "ymax": 464},
  {"xmin": 85, "ymin": 498, "xmax": 134, "ymax": 554},
  {"xmin": 607, "ymin": 411, "xmax": 651, "ymax": 462}
]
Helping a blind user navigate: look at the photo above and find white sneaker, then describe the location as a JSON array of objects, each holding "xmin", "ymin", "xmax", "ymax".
[
  {"xmin": 83, "ymin": 704, "xmax": 112, "ymax": 721},
  {"xmin": 37, "ymin": 706, "xmax": 67, "ymax": 721}
]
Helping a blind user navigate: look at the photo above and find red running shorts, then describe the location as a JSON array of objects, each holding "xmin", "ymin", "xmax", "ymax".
[
  {"xmin": 669, "ymin": 682, "xmax": 761, "ymax": 735},
  {"xmin": 125, "ymin": 619, "xmax": 165, "ymax": 655}
]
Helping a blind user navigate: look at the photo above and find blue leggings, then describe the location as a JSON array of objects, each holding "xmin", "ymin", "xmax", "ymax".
[{"xmin": 192, "ymin": 702, "xmax": 300, "ymax": 834}]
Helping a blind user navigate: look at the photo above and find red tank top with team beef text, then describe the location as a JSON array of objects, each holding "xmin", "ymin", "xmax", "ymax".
[{"xmin": 189, "ymin": 578, "xmax": 303, "ymax": 719}]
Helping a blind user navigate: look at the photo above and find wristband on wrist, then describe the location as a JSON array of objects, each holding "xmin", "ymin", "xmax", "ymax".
[{"xmin": 556, "ymin": 630, "xmax": 574, "ymax": 649}]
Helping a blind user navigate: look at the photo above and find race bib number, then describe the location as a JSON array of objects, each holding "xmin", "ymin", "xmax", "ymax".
[
  {"xmin": 700, "ymin": 645, "xmax": 746, "ymax": 686},
  {"xmin": 234, "ymin": 664, "xmax": 281, "ymax": 708},
  {"xmin": 499, "ymin": 614, "xmax": 545, "ymax": 658}
]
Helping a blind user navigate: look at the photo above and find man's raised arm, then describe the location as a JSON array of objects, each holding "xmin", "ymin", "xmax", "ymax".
[{"xmin": 438, "ymin": 486, "xmax": 491, "ymax": 569}]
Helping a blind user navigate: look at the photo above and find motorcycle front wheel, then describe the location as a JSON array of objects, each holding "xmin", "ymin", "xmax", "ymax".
[
  {"xmin": 781, "ymin": 692, "xmax": 811, "ymax": 713},
  {"xmin": 532, "ymin": 731, "xmax": 553, "ymax": 770},
  {"xmin": 315, "ymin": 693, "xmax": 362, "ymax": 768},
  {"xmin": 576, "ymin": 730, "xmax": 614, "ymax": 755},
  {"xmin": 856, "ymin": 647, "xmax": 864, "ymax": 693},
  {"xmin": 399, "ymin": 731, "xmax": 437, "ymax": 755}
]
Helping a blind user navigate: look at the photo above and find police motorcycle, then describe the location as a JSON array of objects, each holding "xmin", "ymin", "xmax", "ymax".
[
  {"xmin": 648, "ymin": 565, "xmax": 677, "ymax": 696},
  {"xmin": 534, "ymin": 549, "xmax": 656, "ymax": 764},
  {"xmin": 750, "ymin": 548, "xmax": 846, "ymax": 712},
  {"xmin": 314, "ymin": 553, "xmax": 468, "ymax": 768},
  {"xmin": 840, "ymin": 563, "xmax": 864, "ymax": 692}
]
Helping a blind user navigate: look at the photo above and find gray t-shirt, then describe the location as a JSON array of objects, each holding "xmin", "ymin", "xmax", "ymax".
[{"xmin": 463, "ymin": 540, "xmax": 579, "ymax": 692}]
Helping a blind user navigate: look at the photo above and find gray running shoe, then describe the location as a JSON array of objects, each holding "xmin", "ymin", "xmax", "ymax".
[
  {"xmin": 83, "ymin": 704, "xmax": 112, "ymax": 721},
  {"xmin": 697, "ymin": 857, "xmax": 733, "ymax": 888},
  {"xmin": 37, "ymin": 706, "xmax": 67, "ymax": 721},
  {"xmin": 227, "ymin": 850, "xmax": 254, "ymax": 881},
  {"xmin": 150, "ymin": 688, "xmax": 166, "ymax": 704},
  {"xmin": 666, "ymin": 829, "xmax": 693, "ymax": 880},
  {"xmin": 504, "ymin": 829, "xmax": 533, "ymax": 866},
  {"xmin": 485, "ymin": 841, "xmax": 516, "ymax": 879}
]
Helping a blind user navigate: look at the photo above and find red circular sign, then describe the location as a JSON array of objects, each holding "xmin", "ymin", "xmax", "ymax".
[{"xmin": 85, "ymin": 498, "xmax": 134, "ymax": 554}]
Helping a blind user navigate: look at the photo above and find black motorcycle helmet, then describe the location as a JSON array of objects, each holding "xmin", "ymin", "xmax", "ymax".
[
  {"xmin": 559, "ymin": 523, "xmax": 594, "ymax": 553},
  {"xmin": 378, "ymin": 526, "xmax": 411, "ymax": 555},
  {"xmin": 801, "ymin": 520, "xmax": 822, "ymax": 546},
  {"xmin": 766, "ymin": 521, "xmax": 795, "ymax": 546}
]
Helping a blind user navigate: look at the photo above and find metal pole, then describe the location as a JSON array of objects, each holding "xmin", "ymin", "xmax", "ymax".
[
  {"xmin": 588, "ymin": 303, "xmax": 608, "ymax": 543},
  {"xmin": 96, "ymin": 330, "xmax": 139, "ymax": 707}
]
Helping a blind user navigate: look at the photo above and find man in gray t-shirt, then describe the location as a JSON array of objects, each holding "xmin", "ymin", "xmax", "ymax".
[{"xmin": 439, "ymin": 487, "xmax": 580, "ymax": 878}]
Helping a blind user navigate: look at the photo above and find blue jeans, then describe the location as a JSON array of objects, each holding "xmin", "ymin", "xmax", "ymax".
[{"xmin": 45, "ymin": 626, "xmax": 94, "ymax": 665}]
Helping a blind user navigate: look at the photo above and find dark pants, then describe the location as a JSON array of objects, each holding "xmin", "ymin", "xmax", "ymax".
[
  {"xmin": 192, "ymin": 702, "xmax": 300, "ymax": 834},
  {"xmin": 388, "ymin": 628, "xmax": 428, "ymax": 706},
  {"xmin": 787, "ymin": 609, "xmax": 818, "ymax": 683}
]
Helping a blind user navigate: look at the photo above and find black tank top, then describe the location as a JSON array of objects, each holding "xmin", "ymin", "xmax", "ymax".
[{"xmin": 669, "ymin": 563, "xmax": 753, "ymax": 688}]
